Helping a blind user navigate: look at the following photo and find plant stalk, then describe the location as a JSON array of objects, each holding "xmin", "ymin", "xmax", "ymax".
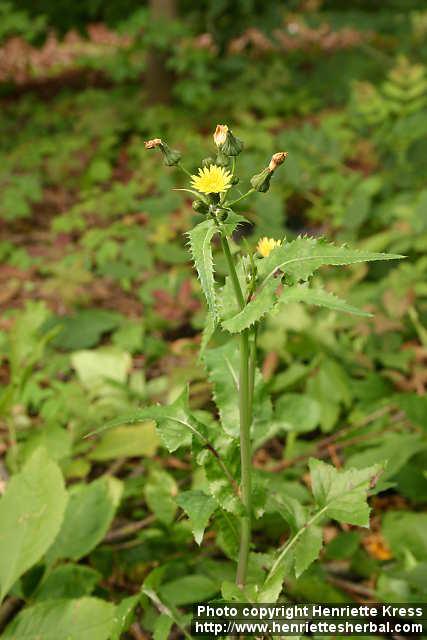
[{"xmin": 219, "ymin": 233, "xmax": 253, "ymax": 587}]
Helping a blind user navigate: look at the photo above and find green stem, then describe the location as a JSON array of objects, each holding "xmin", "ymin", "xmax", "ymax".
[
  {"xmin": 248, "ymin": 327, "xmax": 257, "ymax": 417},
  {"xmin": 227, "ymin": 188, "xmax": 255, "ymax": 207},
  {"xmin": 219, "ymin": 233, "xmax": 253, "ymax": 587}
]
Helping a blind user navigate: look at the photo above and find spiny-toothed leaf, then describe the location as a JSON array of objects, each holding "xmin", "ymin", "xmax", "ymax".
[
  {"xmin": 221, "ymin": 278, "xmax": 278, "ymax": 333},
  {"xmin": 258, "ymin": 236, "xmax": 403, "ymax": 285},
  {"xmin": 278, "ymin": 284, "xmax": 372, "ymax": 316},
  {"xmin": 87, "ymin": 390, "xmax": 200, "ymax": 452},
  {"xmin": 177, "ymin": 490, "xmax": 217, "ymax": 545},
  {"xmin": 218, "ymin": 262, "xmax": 247, "ymax": 322},
  {"xmin": 187, "ymin": 219, "xmax": 218, "ymax": 319},
  {"xmin": 203, "ymin": 341, "xmax": 272, "ymax": 439},
  {"xmin": 203, "ymin": 343, "xmax": 239, "ymax": 437},
  {"xmin": 221, "ymin": 211, "xmax": 247, "ymax": 236},
  {"xmin": 199, "ymin": 311, "xmax": 216, "ymax": 359},
  {"xmin": 309, "ymin": 458, "xmax": 383, "ymax": 527}
]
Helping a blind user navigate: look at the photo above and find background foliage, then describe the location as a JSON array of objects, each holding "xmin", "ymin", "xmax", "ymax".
[{"xmin": 0, "ymin": 0, "xmax": 426, "ymax": 637}]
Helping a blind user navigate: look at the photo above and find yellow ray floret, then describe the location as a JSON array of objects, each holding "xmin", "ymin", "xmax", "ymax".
[
  {"xmin": 256, "ymin": 237, "xmax": 282, "ymax": 258},
  {"xmin": 191, "ymin": 165, "xmax": 232, "ymax": 194}
]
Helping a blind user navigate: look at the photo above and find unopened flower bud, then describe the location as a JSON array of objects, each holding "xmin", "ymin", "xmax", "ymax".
[
  {"xmin": 144, "ymin": 138, "xmax": 162, "ymax": 149},
  {"xmin": 222, "ymin": 129, "xmax": 244, "ymax": 157},
  {"xmin": 144, "ymin": 138, "xmax": 181, "ymax": 166},
  {"xmin": 192, "ymin": 200, "xmax": 209, "ymax": 214},
  {"xmin": 213, "ymin": 124, "xmax": 243, "ymax": 156},
  {"xmin": 213, "ymin": 124, "xmax": 228, "ymax": 147},
  {"xmin": 202, "ymin": 156, "xmax": 215, "ymax": 168},
  {"xmin": 250, "ymin": 167, "xmax": 272, "ymax": 193},
  {"xmin": 231, "ymin": 176, "xmax": 239, "ymax": 185},
  {"xmin": 268, "ymin": 151, "xmax": 288, "ymax": 172},
  {"xmin": 215, "ymin": 150, "xmax": 229, "ymax": 167}
]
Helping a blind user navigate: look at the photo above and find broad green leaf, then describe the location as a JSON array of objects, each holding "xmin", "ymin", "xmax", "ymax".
[
  {"xmin": 2, "ymin": 597, "xmax": 115, "ymax": 640},
  {"xmin": 144, "ymin": 469, "xmax": 177, "ymax": 525},
  {"xmin": 258, "ymin": 236, "xmax": 403, "ymax": 285},
  {"xmin": 46, "ymin": 476, "xmax": 122, "ymax": 563},
  {"xmin": 89, "ymin": 421, "xmax": 159, "ymax": 460},
  {"xmin": 271, "ymin": 495, "xmax": 307, "ymax": 533},
  {"xmin": 278, "ymin": 284, "xmax": 372, "ymax": 317},
  {"xmin": 9, "ymin": 424, "xmax": 71, "ymax": 468},
  {"xmin": 159, "ymin": 575, "xmax": 218, "ymax": 606},
  {"xmin": 177, "ymin": 490, "xmax": 217, "ymax": 545},
  {"xmin": 222, "ymin": 278, "xmax": 278, "ymax": 333},
  {"xmin": 187, "ymin": 219, "xmax": 218, "ymax": 319},
  {"xmin": 275, "ymin": 393, "xmax": 321, "ymax": 433},
  {"xmin": 346, "ymin": 433, "xmax": 424, "ymax": 483},
  {"xmin": 49, "ymin": 309, "xmax": 121, "ymax": 350},
  {"xmin": 294, "ymin": 525, "xmax": 323, "ymax": 578},
  {"xmin": 309, "ymin": 458, "xmax": 381, "ymax": 526},
  {"xmin": 382, "ymin": 511, "xmax": 427, "ymax": 562},
  {"xmin": 153, "ymin": 613, "xmax": 174, "ymax": 640},
  {"xmin": 34, "ymin": 565, "xmax": 101, "ymax": 601},
  {"xmin": 110, "ymin": 595, "xmax": 140, "ymax": 640},
  {"xmin": 0, "ymin": 448, "xmax": 67, "ymax": 602},
  {"xmin": 71, "ymin": 347, "xmax": 131, "ymax": 396}
]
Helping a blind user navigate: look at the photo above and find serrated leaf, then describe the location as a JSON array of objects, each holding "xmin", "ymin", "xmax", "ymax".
[
  {"xmin": 294, "ymin": 525, "xmax": 323, "ymax": 578},
  {"xmin": 258, "ymin": 236, "xmax": 403, "ymax": 285},
  {"xmin": 204, "ymin": 341, "xmax": 272, "ymax": 440},
  {"xmin": 199, "ymin": 310, "xmax": 216, "ymax": 359},
  {"xmin": 222, "ymin": 278, "xmax": 278, "ymax": 333},
  {"xmin": 177, "ymin": 490, "xmax": 217, "ymax": 545},
  {"xmin": 89, "ymin": 390, "xmax": 202, "ymax": 452},
  {"xmin": 0, "ymin": 448, "xmax": 67, "ymax": 603},
  {"xmin": 203, "ymin": 342, "xmax": 239, "ymax": 437},
  {"xmin": 278, "ymin": 284, "xmax": 372, "ymax": 317},
  {"xmin": 309, "ymin": 458, "xmax": 382, "ymax": 526},
  {"xmin": 218, "ymin": 262, "xmax": 246, "ymax": 322},
  {"xmin": 187, "ymin": 219, "xmax": 218, "ymax": 319},
  {"xmin": 1, "ymin": 597, "xmax": 115, "ymax": 640}
]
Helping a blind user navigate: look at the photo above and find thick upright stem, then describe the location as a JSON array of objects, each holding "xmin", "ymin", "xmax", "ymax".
[{"xmin": 219, "ymin": 234, "xmax": 252, "ymax": 587}]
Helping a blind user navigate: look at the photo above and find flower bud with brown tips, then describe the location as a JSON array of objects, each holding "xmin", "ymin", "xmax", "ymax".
[
  {"xmin": 213, "ymin": 124, "xmax": 228, "ymax": 147},
  {"xmin": 268, "ymin": 152, "xmax": 288, "ymax": 172}
]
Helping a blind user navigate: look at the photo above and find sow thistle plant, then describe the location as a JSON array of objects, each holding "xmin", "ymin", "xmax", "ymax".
[{"xmin": 116, "ymin": 125, "xmax": 401, "ymax": 602}]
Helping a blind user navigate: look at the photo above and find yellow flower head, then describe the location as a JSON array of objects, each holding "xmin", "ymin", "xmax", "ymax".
[
  {"xmin": 256, "ymin": 237, "xmax": 282, "ymax": 258},
  {"xmin": 191, "ymin": 165, "xmax": 232, "ymax": 194}
]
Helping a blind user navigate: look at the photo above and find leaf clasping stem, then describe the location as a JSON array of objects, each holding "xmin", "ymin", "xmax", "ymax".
[{"xmin": 219, "ymin": 232, "xmax": 253, "ymax": 588}]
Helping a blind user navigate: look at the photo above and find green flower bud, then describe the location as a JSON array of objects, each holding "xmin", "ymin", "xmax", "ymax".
[
  {"xmin": 231, "ymin": 175, "xmax": 239, "ymax": 185},
  {"xmin": 215, "ymin": 151, "xmax": 229, "ymax": 167},
  {"xmin": 250, "ymin": 167, "xmax": 272, "ymax": 193},
  {"xmin": 202, "ymin": 156, "xmax": 215, "ymax": 168},
  {"xmin": 192, "ymin": 200, "xmax": 209, "ymax": 214},
  {"xmin": 144, "ymin": 138, "xmax": 181, "ymax": 166},
  {"xmin": 160, "ymin": 142, "xmax": 182, "ymax": 166},
  {"xmin": 221, "ymin": 129, "xmax": 244, "ymax": 157}
]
